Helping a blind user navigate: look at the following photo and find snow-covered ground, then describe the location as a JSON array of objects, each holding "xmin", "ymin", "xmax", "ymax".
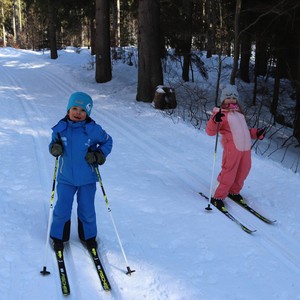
[{"xmin": 0, "ymin": 47, "xmax": 300, "ymax": 300}]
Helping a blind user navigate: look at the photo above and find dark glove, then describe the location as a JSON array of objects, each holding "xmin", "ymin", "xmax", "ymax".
[
  {"xmin": 256, "ymin": 127, "xmax": 266, "ymax": 140},
  {"xmin": 50, "ymin": 143, "xmax": 63, "ymax": 157},
  {"xmin": 213, "ymin": 110, "xmax": 225, "ymax": 123},
  {"xmin": 85, "ymin": 151, "xmax": 106, "ymax": 165}
]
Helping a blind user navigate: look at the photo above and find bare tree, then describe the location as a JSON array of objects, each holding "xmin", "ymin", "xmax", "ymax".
[
  {"xmin": 136, "ymin": 0, "xmax": 163, "ymax": 102},
  {"xmin": 95, "ymin": 0, "xmax": 112, "ymax": 83}
]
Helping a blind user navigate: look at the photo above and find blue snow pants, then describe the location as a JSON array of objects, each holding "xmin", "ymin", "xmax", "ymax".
[{"xmin": 50, "ymin": 182, "xmax": 97, "ymax": 241}]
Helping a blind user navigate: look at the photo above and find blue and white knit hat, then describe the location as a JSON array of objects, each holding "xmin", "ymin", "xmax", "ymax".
[
  {"xmin": 67, "ymin": 92, "xmax": 93, "ymax": 116},
  {"xmin": 220, "ymin": 84, "xmax": 239, "ymax": 102}
]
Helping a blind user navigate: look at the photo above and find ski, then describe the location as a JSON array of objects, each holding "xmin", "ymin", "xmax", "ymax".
[
  {"xmin": 54, "ymin": 249, "xmax": 71, "ymax": 296},
  {"xmin": 227, "ymin": 195, "xmax": 276, "ymax": 224},
  {"xmin": 199, "ymin": 192, "xmax": 256, "ymax": 234},
  {"xmin": 87, "ymin": 246, "xmax": 111, "ymax": 291}
]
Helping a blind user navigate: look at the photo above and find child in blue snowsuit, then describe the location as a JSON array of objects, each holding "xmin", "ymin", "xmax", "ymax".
[{"xmin": 49, "ymin": 92, "xmax": 113, "ymax": 250}]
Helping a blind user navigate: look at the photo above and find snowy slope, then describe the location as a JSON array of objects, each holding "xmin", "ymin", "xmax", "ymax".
[{"xmin": 0, "ymin": 47, "xmax": 300, "ymax": 300}]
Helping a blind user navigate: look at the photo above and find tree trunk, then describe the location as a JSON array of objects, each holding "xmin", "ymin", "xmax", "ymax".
[
  {"xmin": 111, "ymin": 0, "xmax": 118, "ymax": 47},
  {"xmin": 18, "ymin": 0, "xmax": 22, "ymax": 32},
  {"xmin": 136, "ymin": 0, "xmax": 163, "ymax": 102},
  {"xmin": 48, "ymin": 0, "xmax": 58, "ymax": 59},
  {"xmin": 95, "ymin": 0, "xmax": 112, "ymax": 83},
  {"xmin": 117, "ymin": 0, "xmax": 121, "ymax": 47},
  {"xmin": 90, "ymin": 10, "xmax": 96, "ymax": 55},
  {"xmin": 205, "ymin": 0, "xmax": 214, "ymax": 59},
  {"xmin": 255, "ymin": 37, "xmax": 268, "ymax": 76},
  {"xmin": 239, "ymin": 33, "xmax": 251, "ymax": 83},
  {"xmin": 182, "ymin": 0, "xmax": 193, "ymax": 82},
  {"xmin": 1, "ymin": 6, "xmax": 6, "ymax": 47},
  {"xmin": 12, "ymin": 0, "xmax": 17, "ymax": 44},
  {"xmin": 293, "ymin": 35, "xmax": 300, "ymax": 144},
  {"xmin": 230, "ymin": 0, "xmax": 241, "ymax": 85},
  {"xmin": 182, "ymin": 54, "xmax": 191, "ymax": 82},
  {"xmin": 270, "ymin": 54, "xmax": 281, "ymax": 119},
  {"xmin": 252, "ymin": 63, "xmax": 258, "ymax": 106}
]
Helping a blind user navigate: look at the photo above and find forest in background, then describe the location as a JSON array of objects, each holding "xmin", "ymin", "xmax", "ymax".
[{"xmin": 1, "ymin": 0, "xmax": 300, "ymax": 160}]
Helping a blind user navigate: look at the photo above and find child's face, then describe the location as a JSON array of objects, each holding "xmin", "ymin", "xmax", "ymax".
[
  {"xmin": 221, "ymin": 97, "xmax": 239, "ymax": 110},
  {"xmin": 68, "ymin": 106, "xmax": 87, "ymax": 122}
]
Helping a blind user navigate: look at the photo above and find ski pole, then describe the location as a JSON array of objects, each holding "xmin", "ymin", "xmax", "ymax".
[
  {"xmin": 40, "ymin": 156, "xmax": 59, "ymax": 275},
  {"xmin": 94, "ymin": 166, "xmax": 135, "ymax": 275},
  {"xmin": 206, "ymin": 122, "xmax": 220, "ymax": 211}
]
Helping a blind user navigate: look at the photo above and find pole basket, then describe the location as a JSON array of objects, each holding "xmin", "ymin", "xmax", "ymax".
[
  {"xmin": 40, "ymin": 266, "xmax": 51, "ymax": 276},
  {"xmin": 126, "ymin": 266, "xmax": 136, "ymax": 276}
]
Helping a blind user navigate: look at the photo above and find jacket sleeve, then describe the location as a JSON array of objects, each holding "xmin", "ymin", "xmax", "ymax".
[
  {"xmin": 49, "ymin": 120, "xmax": 66, "ymax": 153},
  {"xmin": 97, "ymin": 132, "xmax": 113, "ymax": 157},
  {"xmin": 249, "ymin": 128, "xmax": 263, "ymax": 140},
  {"xmin": 92, "ymin": 125, "xmax": 113, "ymax": 157},
  {"xmin": 49, "ymin": 132, "xmax": 59, "ymax": 153},
  {"xmin": 205, "ymin": 109, "xmax": 219, "ymax": 136}
]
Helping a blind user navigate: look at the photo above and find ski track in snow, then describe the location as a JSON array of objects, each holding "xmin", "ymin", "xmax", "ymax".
[
  {"xmin": 2, "ymin": 64, "xmax": 116, "ymax": 299},
  {"xmin": 226, "ymin": 200, "xmax": 300, "ymax": 275},
  {"xmin": 92, "ymin": 89, "xmax": 300, "ymax": 298},
  {"xmin": 0, "ymin": 55, "xmax": 162, "ymax": 299},
  {"xmin": 1, "ymin": 48, "xmax": 300, "ymax": 299}
]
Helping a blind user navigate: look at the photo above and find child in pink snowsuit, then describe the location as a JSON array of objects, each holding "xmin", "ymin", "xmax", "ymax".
[{"xmin": 205, "ymin": 85, "xmax": 265, "ymax": 209}]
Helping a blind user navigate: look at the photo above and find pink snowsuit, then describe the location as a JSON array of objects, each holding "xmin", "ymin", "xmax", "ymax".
[{"xmin": 206, "ymin": 107, "xmax": 259, "ymax": 199}]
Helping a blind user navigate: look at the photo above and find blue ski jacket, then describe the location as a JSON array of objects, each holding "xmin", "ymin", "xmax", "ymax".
[{"xmin": 49, "ymin": 116, "xmax": 113, "ymax": 186}]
